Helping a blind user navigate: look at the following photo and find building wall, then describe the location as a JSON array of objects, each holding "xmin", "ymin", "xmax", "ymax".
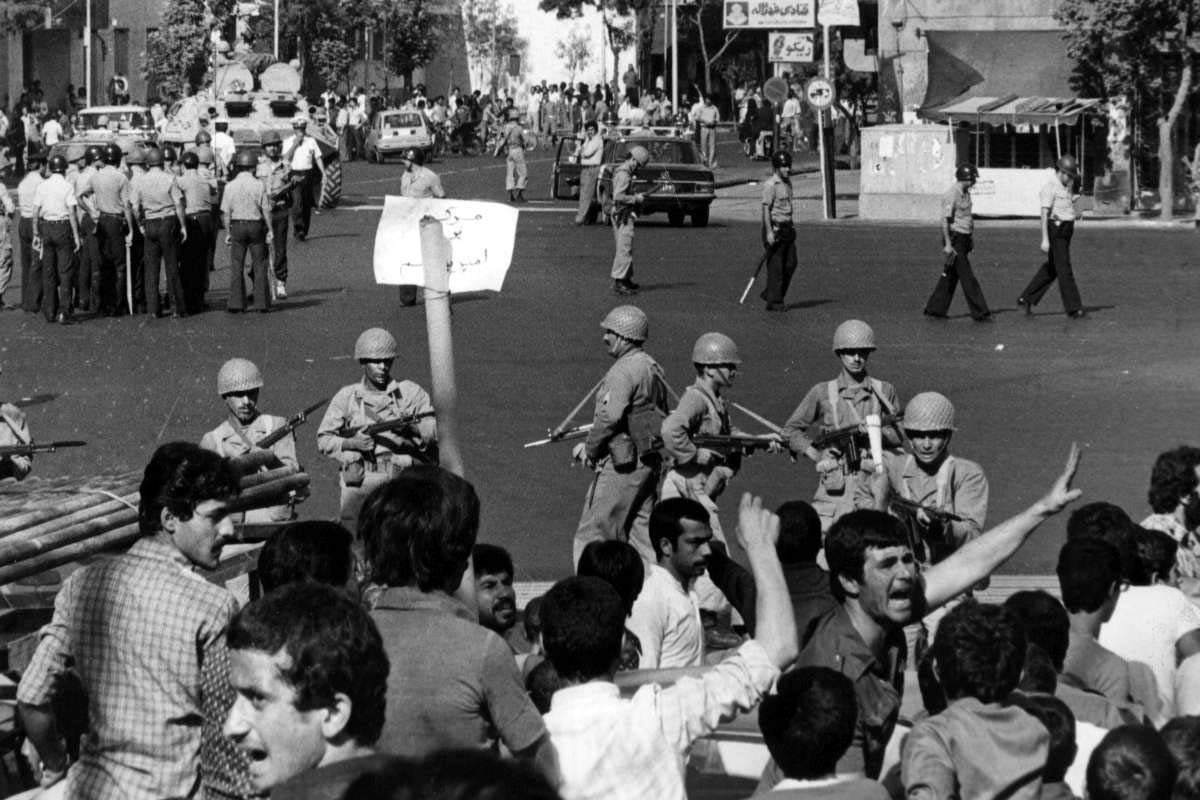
[{"xmin": 877, "ymin": 0, "xmax": 1062, "ymax": 113}]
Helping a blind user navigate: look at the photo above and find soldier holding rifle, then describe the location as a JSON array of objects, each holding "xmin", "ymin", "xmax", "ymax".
[
  {"xmin": 0, "ymin": 364, "xmax": 32, "ymax": 481},
  {"xmin": 781, "ymin": 319, "xmax": 903, "ymax": 531},
  {"xmin": 317, "ymin": 328, "xmax": 438, "ymax": 530}
]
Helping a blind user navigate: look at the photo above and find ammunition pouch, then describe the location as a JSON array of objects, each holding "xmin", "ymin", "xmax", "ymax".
[{"xmin": 609, "ymin": 433, "xmax": 638, "ymax": 472}]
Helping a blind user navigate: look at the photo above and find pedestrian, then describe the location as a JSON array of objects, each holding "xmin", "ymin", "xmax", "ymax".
[
  {"xmin": 397, "ymin": 148, "xmax": 444, "ymax": 307},
  {"xmin": 0, "ymin": 163, "xmax": 15, "ymax": 311},
  {"xmin": 315, "ymin": 328, "xmax": 438, "ymax": 531},
  {"xmin": 128, "ymin": 147, "xmax": 188, "ymax": 319},
  {"xmin": 211, "ymin": 117, "xmax": 236, "ymax": 179},
  {"xmin": 574, "ymin": 119, "xmax": 604, "ymax": 225},
  {"xmin": 781, "ymin": 320, "xmax": 904, "ymax": 531},
  {"xmin": 1018, "ymin": 154, "xmax": 1086, "ymax": 318},
  {"xmin": 256, "ymin": 129, "xmax": 293, "ymax": 300},
  {"xmin": 220, "ymin": 149, "xmax": 273, "ymax": 313},
  {"xmin": 571, "ymin": 305, "xmax": 669, "ymax": 566},
  {"xmin": 16, "ymin": 147, "xmax": 44, "ymax": 313},
  {"xmin": 498, "ymin": 109, "xmax": 532, "ymax": 203},
  {"xmin": 31, "ymin": 153, "xmax": 80, "ymax": 325},
  {"xmin": 761, "ymin": 150, "xmax": 797, "ymax": 312},
  {"xmin": 282, "ymin": 116, "xmax": 325, "ymax": 242},
  {"xmin": 609, "ymin": 145, "xmax": 650, "ymax": 295},
  {"xmin": 924, "ymin": 164, "xmax": 992, "ymax": 322},
  {"xmin": 696, "ymin": 94, "xmax": 720, "ymax": 167},
  {"xmin": 177, "ymin": 150, "xmax": 217, "ymax": 313},
  {"xmin": 71, "ymin": 145, "xmax": 102, "ymax": 314}
]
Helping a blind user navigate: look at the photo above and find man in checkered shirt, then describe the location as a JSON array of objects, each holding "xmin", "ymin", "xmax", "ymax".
[{"xmin": 17, "ymin": 442, "xmax": 252, "ymax": 799}]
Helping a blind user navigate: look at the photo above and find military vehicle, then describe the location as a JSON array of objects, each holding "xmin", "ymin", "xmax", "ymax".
[
  {"xmin": 49, "ymin": 104, "xmax": 158, "ymax": 163},
  {"xmin": 159, "ymin": 61, "xmax": 342, "ymax": 207}
]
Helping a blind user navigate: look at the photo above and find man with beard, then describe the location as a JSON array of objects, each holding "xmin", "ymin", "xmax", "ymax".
[
  {"xmin": 1141, "ymin": 445, "xmax": 1200, "ymax": 583},
  {"xmin": 472, "ymin": 543, "xmax": 523, "ymax": 652},
  {"xmin": 200, "ymin": 358, "xmax": 299, "ymax": 525}
]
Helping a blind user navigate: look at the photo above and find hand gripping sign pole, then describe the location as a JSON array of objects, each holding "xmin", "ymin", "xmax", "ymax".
[{"xmin": 418, "ymin": 216, "xmax": 464, "ymax": 478}]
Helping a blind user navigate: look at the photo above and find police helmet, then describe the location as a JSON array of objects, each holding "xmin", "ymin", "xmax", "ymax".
[
  {"xmin": 692, "ymin": 332, "xmax": 741, "ymax": 366},
  {"xmin": 181, "ymin": 151, "xmax": 200, "ymax": 170},
  {"xmin": 145, "ymin": 148, "xmax": 165, "ymax": 167},
  {"xmin": 628, "ymin": 146, "xmax": 650, "ymax": 166},
  {"xmin": 1056, "ymin": 154, "xmax": 1079, "ymax": 177},
  {"xmin": 955, "ymin": 163, "xmax": 979, "ymax": 182},
  {"xmin": 125, "ymin": 148, "xmax": 147, "ymax": 166},
  {"xmin": 47, "ymin": 154, "xmax": 68, "ymax": 174},
  {"xmin": 292, "ymin": 115, "xmax": 308, "ymax": 128},
  {"xmin": 103, "ymin": 143, "xmax": 123, "ymax": 165},
  {"xmin": 195, "ymin": 130, "xmax": 213, "ymax": 145},
  {"xmin": 234, "ymin": 150, "xmax": 258, "ymax": 170},
  {"xmin": 84, "ymin": 145, "xmax": 104, "ymax": 165},
  {"xmin": 403, "ymin": 148, "xmax": 425, "ymax": 166},
  {"xmin": 772, "ymin": 150, "xmax": 792, "ymax": 170}
]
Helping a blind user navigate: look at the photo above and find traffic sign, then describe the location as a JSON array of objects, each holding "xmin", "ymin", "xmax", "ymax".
[{"xmin": 804, "ymin": 76, "xmax": 835, "ymax": 110}]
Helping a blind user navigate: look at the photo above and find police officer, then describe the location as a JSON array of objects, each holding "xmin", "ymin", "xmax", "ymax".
[
  {"xmin": 190, "ymin": 130, "xmax": 217, "ymax": 176},
  {"xmin": 924, "ymin": 163, "xmax": 991, "ymax": 322},
  {"xmin": 257, "ymin": 130, "xmax": 293, "ymax": 299},
  {"xmin": 316, "ymin": 328, "xmax": 438, "ymax": 531},
  {"xmin": 610, "ymin": 145, "xmax": 650, "ymax": 296},
  {"xmin": 282, "ymin": 116, "xmax": 325, "ymax": 241},
  {"xmin": 0, "ymin": 162, "xmax": 15, "ymax": 311},
  {"xmin": 220, "ymin": 149, "xmax": 273, "ymax": 313},
  {"xmin": 17, "ymin": 149, "xmax": 46, "ymax": 313},
  {"xmin": 31, "ymin": 154, "xmax": 81, "ymax": 325},
  {"xmin": 72, "ymin": 144, "xmax": 104, "ymax": 314},
  {"xmin": 200, "ymin": 358, "xmax": 300, "ymax": 525},
  {"xmin": 1018, "ymin": 154, "xmax": 1086, "ymax": 319},
  {"xmin": 397, "ymin": 147, "xmax": 445, "ymax": 307},
  {"xmin": 573, "ymin": 119, "xmax": 604, "ymax": 225},
  {"xmin": 129, "ymin": 147, "xmax": 187, "ymax": 319},
  {"xmin": 571, "ymin": 305, "xmax": 669, "ymax": 566},
  {"xmin": 191, "ymin": 137, "xmax": 219, "ymax": 282},
  {"xmin": 123, "ymin": 147, "xmax": 149, "ymax": 313},
  {"xmin": 761, "ymin": 150, "xmax": 797, "ymax": 312},
  {"xmin": 162, "ymin": 144, "xmax": 182, "ymax": 176},
  {"xmin": 781, "ymin": 320, "xmax": 904, "ymax": 530},
  {"xmin": 177, "ymin": 150, "xmax": 217, "ymax": 314},
  {"xmin": 80, "ymin": 144, "xmax": 134, "ymax": 316},
  {"xmin": 0, "ymin": 363, "xmax": 32, "ymax": 481},
  {"xmin": 498, "ymin": 109, "xmax": 532, "ymax": 203}
]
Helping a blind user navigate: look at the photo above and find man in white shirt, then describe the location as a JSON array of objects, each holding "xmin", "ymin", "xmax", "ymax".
[
  {"xmin": 211, "ymin": 118, "xmax": 236, "ymax": 178},
  {"xmin": 627, "ymin": 497, "xmax": 714, "ymax": 669},
  {"xmin": 282, "ymin": 116, "xmax": 325, "ymax": 241},
  {"xmin": 541, "ymin": 493, "xmax": 798, "ymax": 800},
  {"xmin": 40, "ymin": 115, "xmax": 63, "ymax": 147},
  {"xmin": 572, "ymin": 119, "xmax": 604, "ymax": 225}
]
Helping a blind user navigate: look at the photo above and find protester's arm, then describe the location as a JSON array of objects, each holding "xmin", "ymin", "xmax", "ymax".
[
  {"xmin": 923, "ymin": 445, "xmax": 1081, "ymax": 611},
  {"xmin": 480, "ymin": 632, "xmax": 556, "ymax": 772},
  {"xmin": 739, "ymin": 494, "xmax": 798, "ymax": 667},
  {"xmin": 16, "ymin": 589, "xmax": 74, "ymax": 784},
  {"xmin": 1176, "ymin": 652, "xmax": 1200, "ymax": 716}
]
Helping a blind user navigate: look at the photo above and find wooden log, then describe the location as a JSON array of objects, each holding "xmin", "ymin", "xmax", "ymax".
[
  {"xmin": 0, "ymin": 495, "xmax": 137, "ymax": 545},
  {"xmin": 0, "ymin": 524, "xmax": 141, "ymax": 585},
  {"xmin": 0, "ymin": 479, "xmax": 139, "ymax": 538}
]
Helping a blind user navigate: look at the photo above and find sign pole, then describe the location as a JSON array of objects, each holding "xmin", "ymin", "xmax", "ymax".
[
  {"xmin": 821, "ymin": 23, "xmax": 836, "ymax": 219},
  {"xmin": 418, "ymin": 216, "xmax": 465, "ymax": 478}
]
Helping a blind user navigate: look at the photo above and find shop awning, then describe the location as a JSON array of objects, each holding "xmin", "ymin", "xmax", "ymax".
[{"xmin": 919, "ymin": 30, "xmax": 1098, "ymax": 124}]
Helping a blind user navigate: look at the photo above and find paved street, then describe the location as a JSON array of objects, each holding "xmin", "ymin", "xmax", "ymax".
[{"xmin": 2, "ymin": 150, "xmax": 1197, "ymax": 580}]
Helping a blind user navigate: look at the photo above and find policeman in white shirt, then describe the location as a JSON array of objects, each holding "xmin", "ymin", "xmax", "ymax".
[{"xmin": 282, "ymin": 116, "xmax": 325, "ymax": 242}]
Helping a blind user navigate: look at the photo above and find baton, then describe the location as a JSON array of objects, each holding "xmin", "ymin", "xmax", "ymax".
[
  {"xmin": 124, "ymin": 237, "xmax": 133, "ymax": 314},
  {"xmin": 267, "ymin": 237, "xmax": 277, "ymax": 302},
  {"xmin": 738, "ymin": 247, "xmax": 771, "ymax": 304}
]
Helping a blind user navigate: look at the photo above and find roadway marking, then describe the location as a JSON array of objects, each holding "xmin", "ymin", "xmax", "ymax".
[
  {"xmin": 343, "ymin": 204, "xmax": 574, "ymax": 213},
  {"xmin": 343, "ymin": 155, "xmax": 557, "ymax": 188}
]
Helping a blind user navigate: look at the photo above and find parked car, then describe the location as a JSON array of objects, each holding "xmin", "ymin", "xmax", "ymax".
[
  {"xmin": 365, "ymin": 109, "xmax": 433, "ymax": 163},
  {"xmin": 552, "ymin": 128, "xmax": 716, "ymax": 227}
]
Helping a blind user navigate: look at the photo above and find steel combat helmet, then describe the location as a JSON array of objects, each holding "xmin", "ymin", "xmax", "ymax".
[
  {"xmin": 904, "ymin": 392, "xmax": 956, "ymax": 432},
  {"xmin": 355, "ymin": 328, "xmax": 399, "ymax": 360},
  {"xmin": 832, "ymin": 320, "xmax": 876, "ymax": 352},
  {"xmin": 692, "ymin": 332, "xmax": 741, "ymax": 365},
  {"xmin": 600, "ymin": 305, "xmax": 649, "ymax": 342},
  {"xmin": 217, "ymin": 358, "xmax": 264, "ymax": 396}
]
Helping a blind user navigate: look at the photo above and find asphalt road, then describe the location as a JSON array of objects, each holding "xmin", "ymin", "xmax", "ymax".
[{"xmin": 2, "ymin": 150, "xmax": 1197, "ymax": 580}]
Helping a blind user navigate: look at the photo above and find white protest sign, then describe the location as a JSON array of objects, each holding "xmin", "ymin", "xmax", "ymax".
[{"xmin": 373, "ymin": 196, "xmax": 519, "ymax": 292}]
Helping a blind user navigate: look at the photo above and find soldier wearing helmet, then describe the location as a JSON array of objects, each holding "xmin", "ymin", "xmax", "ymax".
[
  {"xmin": 128, "ymin": 147, "xmax": 188, "ymax": 318},
  {"xmin": 316, "ymin": 328, "xmax": 438, "ymax": 529},
  {"xmin": 76, "ymin": 144, "xmax": 135, "ymax": 314},
  {"xmin": 396, "ymin": 147, "xmax": 446, "ymax": 306},
  {"xmin": 190, "ymin": 130, "xmax": 216, "ymax": 176},
  {"xmin": 177, "ymin": 144, "xmax": 218, "ymax": 314},
  {"xmin": 16, "ymin": 149, "xmax": 47, "ymax": 313},
  {"xmin": 781, "ymin": 320, "xmax": 903, "ymax": 530},
  {"xmin": 71, "ymin": 146, "xmax": 105, "ymax": 314},
  {"xmin": 220, "ymin": 149, "xmax": 274, "ymax": 312},
  {"xmin": 282, "ymin": 114, "xmax": 326, "ymax": 242},
  {"xmin": 1018, "ymin": 153, "xmax": 1086, "ymax": 318},
  {"xmin": 924, "ymin": 163, "xmax": 992, "ymax": 322},
  {"xmin": 570, "ymin": 305, "xmax": 670, "ymax": 565},
  {"xmin": 497, "ymin": 108, "xmax": 533, "ymax": 202},
  {"xmin": 201, "ymin": 358, "xmax": 301, "ymax": 525},
  {"xmin": 0, "ymin": 364, "xmax": 32, "ymax": 480},
  {"xmin": 608, "ymin": 145, "xmax": 651, "ymax": 295},
  {"xmin": 31, "ymin": 153, "xmax": 82, "ymax": 324},
  {"xmin": 760, "ymin": 149, "xmax": 797, "ymax": 312},
  {"xmin": 257, "ymin": 129, "xmax": 296, "ymax": 300}
]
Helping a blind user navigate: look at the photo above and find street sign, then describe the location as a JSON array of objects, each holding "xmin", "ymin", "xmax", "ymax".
[
  {"xmin": 818, "ymin": 0, "xmax": 860, "ymax": 27},
  {"xmin": 723, "ymin": 0, "xmax": 814, "ymax": 29},
  {"xmin": 763, "ymin": 76, "xmax": 789, "ymax": 105},
  {"xmin": 769, "ymin": 31, "xmax": 814, "ymax": 62},
  {"xmin": 804, "ymin": 76, "xmax": 836, "ymax": 110}
]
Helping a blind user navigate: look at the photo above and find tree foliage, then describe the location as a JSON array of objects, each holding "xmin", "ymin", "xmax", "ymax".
[
  {"xmin": 383, "ymin": 0, "xmax": 445, "ymax": 88},
  {"xmin": 463, "ymin": 0, "xmax": 527, "ymax": 92},
  {"xmin": 554, "ymin": 25, "xmax": 592, "ymax": 83},
  {"xmin": 279, "ymin": 0, "xmax": 371, "ymax": 93},
  {"xmin": 144, "ymin": 0, "xmax": 235, "ymax": 96},
  {"xmin": 541, "ymin": 0, "xmax": 642, "ymax": 87}
]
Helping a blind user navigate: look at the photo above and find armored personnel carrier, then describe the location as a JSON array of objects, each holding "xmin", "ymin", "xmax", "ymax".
[{"xmin": 160, "ymin": 61, "xmax": 342, "ymax": 207}]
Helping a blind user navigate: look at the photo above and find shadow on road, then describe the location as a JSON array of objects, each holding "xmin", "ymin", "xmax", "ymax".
[{"xmin": 786, "ymin": 298, "xmax": 834, "ymax": 310}]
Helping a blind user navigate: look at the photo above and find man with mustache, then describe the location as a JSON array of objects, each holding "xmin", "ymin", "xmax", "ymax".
[{"xmin": 473, "ymin": 543, "xmax": 521, "ymax": 649}]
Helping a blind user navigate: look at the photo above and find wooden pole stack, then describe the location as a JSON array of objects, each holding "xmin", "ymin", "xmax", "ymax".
[{"xmin": 0, "ymin": 466, "xmax": 309, "ymax": 586}]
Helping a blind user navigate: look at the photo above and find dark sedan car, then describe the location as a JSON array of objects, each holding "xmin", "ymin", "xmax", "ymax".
[{"xmin": 552, "ymin": 130, "xmax": 716, "ymax": 227}]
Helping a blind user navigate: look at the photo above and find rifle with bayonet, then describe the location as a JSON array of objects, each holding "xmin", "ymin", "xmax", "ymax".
[
  {"xmin": 693, "ymin": 434, "xmax": 784, "ymax": 458},
  {"xmin": 524, "ymin": 423, "xmax": 593, "ymax": 448},
  {"xmin": 810, "ymin": 414, "xmax": 899, "ymax": 471},
  {"xmin": 255, "ymin": 398, "xmax": 330, "ymax": 450},
  {"xmin": 334, "ymin": 410, "xmax": 437, "ymax": 440},
  {"xmin": 0, "ymin": 440, "xmax": 87, "ymax": 458}
]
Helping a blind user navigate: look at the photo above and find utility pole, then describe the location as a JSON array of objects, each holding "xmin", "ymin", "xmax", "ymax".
[{"xmin": 84, "ymin": 0, "xmax": 92, "ymax": 105}]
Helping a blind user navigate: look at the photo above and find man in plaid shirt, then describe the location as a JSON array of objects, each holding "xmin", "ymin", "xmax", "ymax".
[{"xmin": 17, "ymin": 442, "xmax": 252, "ymax": 799}]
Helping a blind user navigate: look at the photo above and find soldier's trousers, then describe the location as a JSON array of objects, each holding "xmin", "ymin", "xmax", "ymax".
[
  {"xmin": 38, "ymin": 220, "xmax": 75, "ymax": 321},
  {"xmin": 269, "ymin": 210, "xmax": 289, "ymax": 282},
  {"xmin": 143, "ymin": 217, "xmax": 184, "ymax": 317},
  {"xmin": 610, "ymin": 215, "xmax": 635, "ymax": 280},
  {"xmin": 74, "ymin": 216, "xmax": 100, "ymax": 312},
  {"xmin": 183, "ymin": 211, "xmax": 215, "ymax": 314},
  {"xmin": 19, "ymin": 216, "xmax": 40, "ymax": 312},
  {"xmin": 573, "ymin": 459, "xmax": 658, "ymax": 568},
  {"xmin": 506, "ymin": 152, "xmax": 527, "ymax": 191},
  {"xmin": 762, "ymin": 224, "xmax": 797, "ymax": 305},
  {"xmin": 227, "ymin": 220, "xmax": 269, "ymax": 311}
]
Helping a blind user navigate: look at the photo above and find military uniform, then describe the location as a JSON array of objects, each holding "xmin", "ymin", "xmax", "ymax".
[
  {"xmin": 32, "ymin": 173, "xmax": 79, "ymax": 322},
  {"xmin": 123, "ymin": 160, "xmax": 149, "ymax": 313},
  {"xmin": 256, "ymin": 154, "xmax": 292, "ymax": 290},
  {"xmin": 177, "ymin": 168, "xmax": 217, "ymax": 314},
  {"xmin": 82, "ymin": 165, "xmax": 131, "ymax": 314},
  {"xmin": 573, "ymin": 348, "xmax": 669, "ymax": 566},
  {"xmin": 128, "ymin": 168, "xmax": 185, "ymax": 317},
  {"xmin": 220, "ymin": 171, "xmax": 272, "ymax": 312},
  {"xmin": 610, "ymin": 162, "xmax": 639, "ymax": 284},
  {"xmin": 316, "ymin": 378, "xmax": 438, "ymax": 530},
  {"xmin": 17, "ymin": 168, "xmax": 45, "ymax": 312},
  {"xmin": 502, "ymin": 121, "xmax": 530, "ymax": 195},
  {"xmin": 661, "ymin": 380, "xmax": 738, "ymax": 542},
  {"xmin": 925, "ymin": 180, "xmax": 990, "ymax": 320},
  {"xmin": 0, "ymin": 402, "xmax": 31, "ymax": 481},
  {"xmin": 201, "ymin": 414, "xmax": 299, "ymax": 524}
]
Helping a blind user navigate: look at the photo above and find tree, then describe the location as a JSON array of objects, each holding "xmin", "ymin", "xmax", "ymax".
[
  {"xmin": 279, "ymin": 0, "xmax": 372, "ymax": 93},
  {"xmin": 382, "ymin": 0, "xmax": 445, "ymax": 90},
  {"xmin": 555, "ymin": 25, "xmax": 592, "ymax": 84},
  {"xmin": 1058, "ymin": 0, "xmax": 1199, "ymax": 218},
  {"xmin": 144, "ymin": 0, "xmax": 235, "ymax": 96},
  {"xmin": 540, "ymin": 0, "xmax": 644, "ymax": 90},
  {"xmin": 463, "ymin": 0, "xmax": 527, "ymax": 93}
]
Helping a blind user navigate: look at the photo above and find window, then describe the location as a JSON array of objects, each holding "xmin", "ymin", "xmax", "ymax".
[{"xmin": 113, "ymin": 28, "xmax": 129, "ymax": 75}]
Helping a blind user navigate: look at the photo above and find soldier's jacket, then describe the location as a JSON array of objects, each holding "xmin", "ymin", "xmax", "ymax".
[
  {"xmin": 199, "ymin": 414, "xmax": 298, "ymax": 470},
  {"xmin": 584, "ymin": 348, "xmax": 668, "ymax": 463},
  {"xmin": 0, "ymin": 402, "xmax": 32, "ymax": 481},
  {"xmin": 661, "ymin": 380, "xmax": 734, "ymax": 468},
  {"xmin": 781, "ymin": 373, "xmax": 903, "ymax": 457},
  {"xmin": 611, "ymin": 163, "xmax": 638, "ymax": 213},
  {"xmin": 316, "ymin": 379, "xmax": 437, "ymax": 464},
  {"xmin": 503, "ymin": 122, "xmax": 530, "ymax": 155},
  {"xmin": 256, "ymin": 157, "xmax": 292, "ymax": 208}
]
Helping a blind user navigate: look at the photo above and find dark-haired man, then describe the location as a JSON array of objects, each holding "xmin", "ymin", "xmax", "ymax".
[
  {"xmin": 357, "ymin": 467, "xmax": 554, "ymax": 775},
  {"xmin": 1085, "ymin": 726, "xmax": 1176, "ymax": 800},
  {"xmin": 472, "ymin": 543, "xmax": 519, "ymax": 639},
  {"xmin": 224, "ymin": 582, "xmax": 395, "ymax": 799},
  {"xmin": 18, "ymin": 442, "xmax": 250, "ymax": 799},
  {"xmin": 1141, "ymin": 445, "xmax": 1200, "ymax": 581}
]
